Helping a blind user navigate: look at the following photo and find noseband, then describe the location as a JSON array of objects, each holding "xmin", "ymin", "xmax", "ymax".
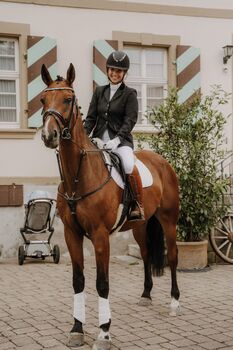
[{"xmin": 42, "ymin": 87, "xmax": 77, "ymax": 139}]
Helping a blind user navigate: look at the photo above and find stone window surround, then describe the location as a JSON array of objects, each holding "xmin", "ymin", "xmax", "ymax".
[{"xmin": 0, "ymin": 21, "xmax": 36, "ymax": 139}]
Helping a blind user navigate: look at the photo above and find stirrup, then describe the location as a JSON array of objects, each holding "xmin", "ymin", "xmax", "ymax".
[{"xmin": 128, "ymin": 203, "xmax": 145, "ymax": 221}]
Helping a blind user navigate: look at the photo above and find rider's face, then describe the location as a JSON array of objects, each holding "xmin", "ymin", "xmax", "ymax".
[{"xmin": 107, "ymin": 68, "xmax": 125, "ymax": 84}]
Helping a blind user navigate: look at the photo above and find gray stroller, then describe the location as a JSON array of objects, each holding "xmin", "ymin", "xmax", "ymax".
[{"xmin": 18, "ymin": 191, "xmax": 60, "ymax": 265}]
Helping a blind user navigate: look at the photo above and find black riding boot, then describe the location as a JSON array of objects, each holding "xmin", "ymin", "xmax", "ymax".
[{"xmin": 127, "ymin": 167, "xmax": 145, "ymax": 221}]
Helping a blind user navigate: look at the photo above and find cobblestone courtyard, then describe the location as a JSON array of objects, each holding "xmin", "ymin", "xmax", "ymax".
[{"xmin": 0, "ymin": 255, "xmax": 233, "ymax": 350}]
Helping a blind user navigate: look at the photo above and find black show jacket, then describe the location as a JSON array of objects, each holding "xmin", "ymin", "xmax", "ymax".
[{"xmin": 84, "ymin": 82, "xmax": 138, "ymax": 149}]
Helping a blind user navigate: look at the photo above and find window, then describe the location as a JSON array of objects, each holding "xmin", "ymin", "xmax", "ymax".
[
  {"xmin": 0, "ymin": 37, "xmax": 20, "ymax": 128},
  {"xmin": 124, "ymin": 46, "xmax": 167, "ymax": 129}
]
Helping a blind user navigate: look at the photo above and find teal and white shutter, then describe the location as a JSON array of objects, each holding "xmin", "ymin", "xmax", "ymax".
[
  {"xmin": 176, "ymin": 45, "xmax": 201, "ymax": 103},
  {"xmin": 93, "ymin": 40, "xmax": 118, "ymax": 90},
  {"xmin": 27, "ymin": 36, "xmax": 57, "ymax": 128}
]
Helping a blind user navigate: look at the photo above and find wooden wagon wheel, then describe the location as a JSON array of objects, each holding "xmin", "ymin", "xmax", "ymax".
[{"xmin": 209, "ymin": 212, "xmax": 233, "ymax": 264}]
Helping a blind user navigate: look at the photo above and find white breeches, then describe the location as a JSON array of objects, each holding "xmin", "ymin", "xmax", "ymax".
[{"xmin": 114, "ymin": 146, "xmax": 135, "ymax": 174}]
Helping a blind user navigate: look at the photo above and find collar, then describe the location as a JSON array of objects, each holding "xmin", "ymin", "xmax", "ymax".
[{"xmin": 110, "ymin": 82, "xmax": 122, "ymax": 92}]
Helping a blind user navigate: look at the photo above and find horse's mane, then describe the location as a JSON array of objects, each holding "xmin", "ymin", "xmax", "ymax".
[{"xmin": 56, "ymin": 75, "xmax": 64, "ymax": 82}]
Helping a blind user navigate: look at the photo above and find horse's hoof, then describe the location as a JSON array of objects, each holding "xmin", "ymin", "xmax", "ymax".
[
  {"xmin": 92, "ymin": 339, "xmax": 111, "ymax": 350},
  {"xmin": 138, "ymin": 297, "xmax": 152, "ymax": 306},
  {"xmin": 67, "ymin": 332, "xmax": 84, "ymax": 347}
]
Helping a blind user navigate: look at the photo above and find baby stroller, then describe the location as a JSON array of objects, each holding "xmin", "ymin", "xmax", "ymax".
[{"xmin": 18, "ymin": 191, "xmax": 60, "ymax": 265}]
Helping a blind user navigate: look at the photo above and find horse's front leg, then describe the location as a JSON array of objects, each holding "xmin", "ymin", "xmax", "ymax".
[
  {"xmin": 92, "ymin": 230, "xmax": 111, "ymax": 350},
  {"xmin": 64, "ymin": 225, "xmax": 85, "ymax": 347}
]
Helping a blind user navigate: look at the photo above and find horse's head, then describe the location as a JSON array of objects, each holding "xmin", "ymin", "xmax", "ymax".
[{"xmin": 41, "ymin": 63, "xmax": 76, "ymax": 148}]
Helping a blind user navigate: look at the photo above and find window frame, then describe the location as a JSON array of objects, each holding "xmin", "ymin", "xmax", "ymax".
[
  {"xmin": 0, "ymin": 21, "xmax": 36, "ymax": 139},
  {"xmin": 112, "ymin": 31, "xmax": 180, "ymax": 133},
  {"xmin": 124, "ymin": 46, "xmax": 168, "ymax": 128},
  {"xmin": 0, "ymin": 37, "xmax": 20, "ymax": 128}
]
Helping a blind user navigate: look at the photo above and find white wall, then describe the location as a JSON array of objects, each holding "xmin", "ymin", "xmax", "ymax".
[
  {"xmin": 112, "ymin": 0, "xmax": 233, "ymax": 9},
  {"xmin": 0, "ymin": 132, "xmax": 59, "ymax": 177}
]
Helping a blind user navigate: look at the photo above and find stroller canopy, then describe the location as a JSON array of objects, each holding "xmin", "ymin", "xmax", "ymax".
[{"xmin": 27, "ymin": 190, "xmax": 52, "ymax": 201}]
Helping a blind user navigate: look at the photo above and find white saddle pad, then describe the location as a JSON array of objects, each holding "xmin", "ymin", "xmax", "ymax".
[
  {"xmin": 104, "ymin": 152, "xmax": 153, "ymax": 189},
  {"xmin": 91, "ymin": 138, "xmax": 153, "ymax": 189}
]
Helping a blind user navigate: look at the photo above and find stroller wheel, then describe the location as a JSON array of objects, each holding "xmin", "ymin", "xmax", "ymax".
[
  {"xmin": 18, "ymin": 245, "xmax": 25, "ymax": 265},
  {"xmin": 53, "ymin": 244, "xmax": 60, "ymax": 264}
]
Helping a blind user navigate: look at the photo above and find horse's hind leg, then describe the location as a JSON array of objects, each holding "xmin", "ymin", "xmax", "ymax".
[
  {"xmin": 133, "ymin": 223, "xmax": 153, "ymax": 306},
  {"xmin": 64, "ymin": 226, "xmax": 85, "ymax": 347},
  {"xmin": 158, "ymin": 217, "xmax": 180, "ymax": 316}
]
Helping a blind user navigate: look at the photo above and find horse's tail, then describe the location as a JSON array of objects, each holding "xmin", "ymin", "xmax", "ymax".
[{"xmin": 146, "ymin": 215, "xmax": 165, "ymax": 277}]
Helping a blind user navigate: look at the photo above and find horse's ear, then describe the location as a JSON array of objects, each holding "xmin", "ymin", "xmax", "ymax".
[
  {"xmin": 66, "ymin": 63, "xmax": 75, "ymax": 85},
  {"xmin": 41, "ymin": 64, "xmax": 53, "ymax": 86}
]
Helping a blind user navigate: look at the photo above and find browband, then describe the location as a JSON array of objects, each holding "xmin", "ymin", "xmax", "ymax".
[{"xmin": 44, "ymin": 87, "xmax": 74, "ymax": 92}]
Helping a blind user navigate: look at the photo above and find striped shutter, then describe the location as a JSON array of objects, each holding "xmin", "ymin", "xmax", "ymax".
[
  {"xmin": 176, "ymin": 45, "xmax": 201, "ymax": 104},
  {"xmin": 27, "ymin": 36, "xmax": 57, "ymax": 128},
  {"xmin": 93, "ymin": 40, "xmax": 118, "ymax": 90}
]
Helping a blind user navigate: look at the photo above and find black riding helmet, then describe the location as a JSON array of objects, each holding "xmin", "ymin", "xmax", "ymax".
[{"xmin": 106, "ymin": 51, "xmax": 130, "ymax": 71}]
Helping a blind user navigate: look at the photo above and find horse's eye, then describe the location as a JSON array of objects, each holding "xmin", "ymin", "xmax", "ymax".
[
  {"xmin": 64, "ymin": 98, "xmax": 72, "ymax": 104},
  {"xmin": 40, "ymin": 98, "xmax": 45, "ymax": 104}
]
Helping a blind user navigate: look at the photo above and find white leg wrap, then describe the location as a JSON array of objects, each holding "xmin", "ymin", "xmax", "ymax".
[
  {"xmin": 98, "ymin": 297, "xmax": 111, "ymax": 326},
  {"xmin": 169, "ymin": 297, "xmax": 180, "ymax": 316},
  {"xmin": 73, "ymin": 292, "xmax": 86, "ymax": 324}
]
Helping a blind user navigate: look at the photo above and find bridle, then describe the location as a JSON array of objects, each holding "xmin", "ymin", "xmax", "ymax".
[
  {"xmin": 42, "ymin": 87, "xmax": 77, "ymax": 140},
  {"xmin": 41, "ymin": 86, "xmax": 112, "ymax": 221}
]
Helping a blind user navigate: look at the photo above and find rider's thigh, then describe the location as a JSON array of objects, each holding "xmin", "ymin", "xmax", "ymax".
[{"xmin": 114, "ymin": 146, "xmax": 134, "ymax": 174}]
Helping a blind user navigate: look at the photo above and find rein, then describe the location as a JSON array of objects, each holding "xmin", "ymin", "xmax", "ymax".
[
  {"xmin": 56, "ymin": 147, "xmax": 112, "ymax": 215},
  {"xmin": 42, "ymin": 86, "xmax": 112, "ymax": 215}
]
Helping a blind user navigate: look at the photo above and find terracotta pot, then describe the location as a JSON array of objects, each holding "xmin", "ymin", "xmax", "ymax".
[{"xmin": 177, "ymin": 240, "xmax": 208, "ymax": 270}]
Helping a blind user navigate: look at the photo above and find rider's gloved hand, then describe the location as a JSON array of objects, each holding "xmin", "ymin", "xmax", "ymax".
[
  {"xmin": 91, "ymin": 137, "xmax": 104, "ymax": 148},
  {"xmin": 104, "ymin": 137, "xmax": 120, "ymax": 150}
]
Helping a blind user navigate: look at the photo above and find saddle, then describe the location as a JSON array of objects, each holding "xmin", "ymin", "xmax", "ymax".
[
  {"xmin": 108, "ymin": 151, "xmax": 126, "ymax": 184},
  {"xmin": 91, "ymin": 138, "xmax": 153, "ymax": 232}
]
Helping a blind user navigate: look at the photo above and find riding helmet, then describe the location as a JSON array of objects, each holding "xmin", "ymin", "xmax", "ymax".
[{"xmin": 106, "ymin": 51, "xmax": 130, "ymax": 71}]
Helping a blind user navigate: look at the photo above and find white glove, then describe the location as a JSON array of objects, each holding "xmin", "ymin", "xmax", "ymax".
[
  {"xmin": 105, "ymin": 137, "xmax": 121, "ymax": 150},
  {"xmin": 91, "ymin": 137, "xmax": 105, "ymax": 148}
]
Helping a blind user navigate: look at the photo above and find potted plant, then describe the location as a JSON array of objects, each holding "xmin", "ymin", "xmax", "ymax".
[{"xmin": 138, "ymin": 86, "xmax": 231, "ymax": 270}]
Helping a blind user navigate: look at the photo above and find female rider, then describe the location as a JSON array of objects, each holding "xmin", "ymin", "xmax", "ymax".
[{"xmin": 84, "ymin": 50, "xmax": 144, "ymax": 221}]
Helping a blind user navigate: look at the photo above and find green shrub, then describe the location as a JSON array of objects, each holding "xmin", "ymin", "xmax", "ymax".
[{"xmin": 139, "ymin": 86, "xmax": 231, "ymax": 241}]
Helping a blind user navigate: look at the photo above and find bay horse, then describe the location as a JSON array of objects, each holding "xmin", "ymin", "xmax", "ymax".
[{"xmin": 40, "ymin": 63, "xmax": 180, "ymax": 350}]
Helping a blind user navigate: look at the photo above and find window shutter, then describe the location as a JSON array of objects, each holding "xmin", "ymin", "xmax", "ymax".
[
  {"xmin": 27, "ymin": 36, "xmax": 57, "ymax": 128},
  {"xmin": 93, "ymin": 40, "xmax": 118, "ymax": 90},
  {"xmin": 176, "ymin": 45, "xmax": 201, "ymax": 103}
]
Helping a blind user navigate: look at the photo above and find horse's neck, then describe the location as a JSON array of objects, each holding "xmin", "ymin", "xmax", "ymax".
[{"xmin": 59, "ymin": 117, "xmax": 106, "ymax": 195}]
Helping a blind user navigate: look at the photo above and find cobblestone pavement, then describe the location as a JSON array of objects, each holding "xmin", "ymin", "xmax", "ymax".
[{"xmin": 0, "ymin": 255, "xmax": 233, "ymax": 350}]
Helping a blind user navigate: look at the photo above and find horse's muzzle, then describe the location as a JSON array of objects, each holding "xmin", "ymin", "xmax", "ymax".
[{"xmin": 41, "ymin": 128, "xmax": 59, "ymax": 149}]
